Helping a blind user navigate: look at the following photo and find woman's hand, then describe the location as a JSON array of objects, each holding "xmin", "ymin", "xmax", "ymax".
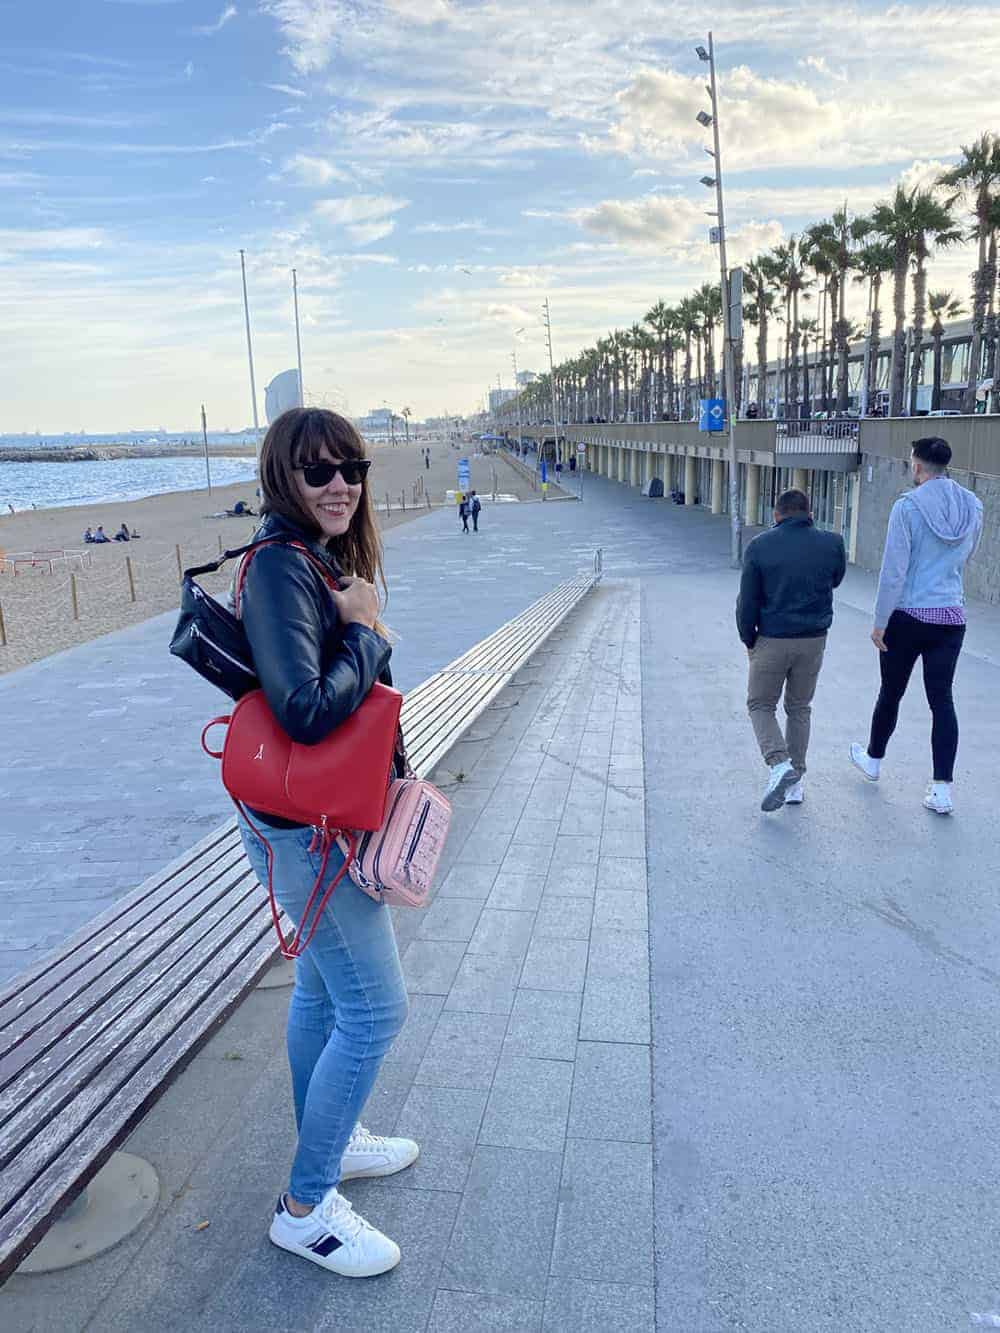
[
  {"xmin": 331, "ymin": 576, "xmax": 379, "ymax": 629},
  {"xmin": 871, "ymin": 627, "xmax": 888, "ymax": 653}
]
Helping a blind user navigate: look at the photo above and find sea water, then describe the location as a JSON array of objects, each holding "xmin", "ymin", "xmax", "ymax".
[{"xmin": 0, "ymin": 456, "xmax": 259, "ymax": 513}]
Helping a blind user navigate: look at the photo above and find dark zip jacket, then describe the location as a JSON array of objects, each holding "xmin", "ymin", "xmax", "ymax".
[
  {"xmin": 736, "ymin": 515, "xmax": 846, "ymax": 648},
  {"xmin": 239, "ymin": 510, "xmax": 394, "ymax": 827}
]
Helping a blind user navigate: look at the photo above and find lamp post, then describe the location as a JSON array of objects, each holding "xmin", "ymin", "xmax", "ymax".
[
  {"xmin": 292, "ymin": 268, "xmax": 304, "ymax": 407},
  {"xmin": 542, "ymin": 298, "xmax": 560, "ymax": 468},
  {"xmin": 512, "ymin": 342, "xmax": 525, "ymax": 458},
  {"xmin": 696, "ymin": 35, "xmax": 741, "ymax": 568},
  {"xmin": 239, "ymin": 249, "xmax": 261, "ymax": 464}
]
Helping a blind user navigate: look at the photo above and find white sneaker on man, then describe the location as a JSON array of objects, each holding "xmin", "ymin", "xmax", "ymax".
[
  {"xmin": 849, "ymin": 743, "xmax": 880, "ymax": 781},
  {"xmin": 784, "ymin": 779, "xmax": 804, "ymax": 805},
  {"xmin": 269, "ymin": 1187, "xmax": 400, "ymax": 1277},
  {"xmin": 761, "ymin": 759, "xmax": 797, "ymax": 812},
  {"xmin": 340, "ymin": 1124, "xmax": 419, "ymax": 1181},
  {"xmin": 923, "ymin": 782, "xmax": 954, "ymax": 815}
]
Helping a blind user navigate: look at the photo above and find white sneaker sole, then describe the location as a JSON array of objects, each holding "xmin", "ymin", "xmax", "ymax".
[
  {"xmin": 849, "ymin": 745, "xmax": 879, "ymax": 782},
  {"xmin": 340, "ymin": 1143, "xmax": 420, "ymax": 1181},
  {"xmin": 269, "ymin": 1226, "xmax": 401, "ymax": 1278},
  {"xmin": 784, "ymin": 793, "xmax": 804, "ymax": 805},
  {"xmin": 761, "ymin": 768, "xmax": 798, "ymax": 812},
  {"xmin": 922, "ymin": 799, "xmax": 953, "ymax": 816}
]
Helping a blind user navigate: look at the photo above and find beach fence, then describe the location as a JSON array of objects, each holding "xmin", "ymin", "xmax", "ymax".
[{"xmin": 0, "ymin": 535, "xmax": 252, "ymax": 657}]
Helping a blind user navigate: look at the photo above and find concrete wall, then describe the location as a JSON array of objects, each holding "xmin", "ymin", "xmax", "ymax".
[{"xmin": 855, "ymin": 452, "xmax": 1000, "ymax": 605}]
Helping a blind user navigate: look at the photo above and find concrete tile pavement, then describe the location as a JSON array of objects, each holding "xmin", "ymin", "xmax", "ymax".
[{"xmin": 2, "ymin": 580, "xmax": 655, "ymax": 1332}]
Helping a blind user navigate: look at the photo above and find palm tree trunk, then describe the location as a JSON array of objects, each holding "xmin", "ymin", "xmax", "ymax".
[
  {"xmin": 889, "ymin": 245, "xmax": 909, "ymax": 416},
  {"xmin": 963, "ymin": 213, "xmax": 990, "ymax": 413},
  {"xmin": 909, "ymin": 258, "xmax": 929, "ymax": 416},
  {"xmin": 866, "ymin": 277, "xmax": 882, "ymax": 411},
  {"xmin": 756, "ymin": 307, "xmax": 768, "ymax": 416},
  {"xmin": 683, "ymin": 336, "xmax": 692, "ymax": 417},
  {"xmin": 932, "ymin": 328, "xmax": 944, "ymax": 411}
]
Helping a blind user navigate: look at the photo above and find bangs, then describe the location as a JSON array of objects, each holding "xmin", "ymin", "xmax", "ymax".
[{"xmin": 290, "ymin": 409, "xmax": 366, "ymax": 469}]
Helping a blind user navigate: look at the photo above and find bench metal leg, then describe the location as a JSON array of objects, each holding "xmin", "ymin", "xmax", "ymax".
[{"xmin": 17, "ymin": 1153, "xmax": 159, "ymax": 1274}]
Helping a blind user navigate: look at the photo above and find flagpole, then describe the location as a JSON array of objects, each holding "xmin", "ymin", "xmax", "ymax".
[
  {"xmin": 292, "ymin": 268, "xmax": 304, "ymax": 408},
  {"xmin": 239, "ymin": 249, "xmax": 261, "ymax": 462}
]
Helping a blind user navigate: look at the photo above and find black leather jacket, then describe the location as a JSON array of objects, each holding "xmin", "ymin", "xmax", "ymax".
[{"xmin": 239, "ymin": 512, "xmax": 393, "ymax": 826}]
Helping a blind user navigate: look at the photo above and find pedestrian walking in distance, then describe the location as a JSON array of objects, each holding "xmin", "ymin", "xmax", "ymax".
[
  {"xmin": 737, "ymin": 488, "xmax": 846, "ymax": 811},
  {"xmin": 236, "ymin": 408, "xmax": 416, "ymax": 1278},
  {"xmin": 459, "ymin": 494, "xmax": 470, "ymax": 532},
  {"xmin": 851, "ymin": 436, "xmax": 982, "ymax": 815},
  {"xmin": 469, "ymin": 489, "xmax": 482, "ymax": 532}
]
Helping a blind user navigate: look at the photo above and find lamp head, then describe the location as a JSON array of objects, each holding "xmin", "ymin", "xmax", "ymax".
[
  {"xmin": 700, "ymin": 175, "xmax": 717, "ymax": 188},
  {"xmin": 696, "ymin": 110, "xmax": 713, "ymax": 127},
  {"xmin": 695, "ymin": 44, "xmax": 710, "ymax": 61}
]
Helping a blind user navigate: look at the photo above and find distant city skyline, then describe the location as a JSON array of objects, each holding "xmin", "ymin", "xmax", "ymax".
[{"xmin": 2, "ymin": 1, "xmax": 996, "ymax": 430}]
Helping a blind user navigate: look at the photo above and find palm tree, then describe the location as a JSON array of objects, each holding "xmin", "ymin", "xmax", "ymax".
[
  {"xmin": 401, "ymin": 406, "xmax": 412, "ymax": 444},
  {"xmin": 872, "ymin": 188, "xmax": 918, "ymax": 416},
  {"xmin": 853, "ymin": 240, "xmax": 894, "ymax": 413},
  {"xmin": 928, "ymin": 290, "xmax": 965, "ymax": 410},
  {"xmin": 905, "ymin": 193, "xmax": 961, "ymax": 414},
  {"xmin": 770, "ymin": 238, "xmax": 811, "ymax": 419},
  {"xmin": 744, "ymin": 257, "xmax": 777, "ymax": 416},
  {"xmin": 644, "ymin": 300, "xmax": 676, "ymax": 418},
  {"xmin": 677, "ymin": 298, "xmax": 700, "ymax": 418},
  {"xmin": 939, "ymin": 132, "xmax": 1000, "ymax": 412},
  {"xmin": 798, "ymin": 316, "xmax": 820, "ymax": 417}
]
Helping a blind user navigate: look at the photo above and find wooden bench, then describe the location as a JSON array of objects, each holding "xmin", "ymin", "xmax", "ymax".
[{"xmin": 0, "ymin": 565, "xmax": 601, "ymax": 1282}]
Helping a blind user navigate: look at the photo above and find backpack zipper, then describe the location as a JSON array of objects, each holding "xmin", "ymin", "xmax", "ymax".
[
  {"xmin": 405, "ymin": 799, "xmax": 431, "ymax": 866},
  {"xmin": 189, "ymin": 622, "xmax": 256, "ymax": 675}
]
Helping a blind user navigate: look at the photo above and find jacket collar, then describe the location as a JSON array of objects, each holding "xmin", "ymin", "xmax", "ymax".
[
  {"xmin": 776, "ymin": 515, "xmax": 814, "ymax": 529},
  {"xmin": 255, "ymin": 510, "xmax": 344, "ymax": 577}
]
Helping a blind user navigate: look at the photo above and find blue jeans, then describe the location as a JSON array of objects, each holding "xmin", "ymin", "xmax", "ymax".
[{"xmin": 238, "ymin": 817, "xmax": 409, "ymax": 1204}]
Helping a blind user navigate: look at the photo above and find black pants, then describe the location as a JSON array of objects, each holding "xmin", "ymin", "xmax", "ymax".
[
  {"xmin": 472, "ymin": 512, "xmax": 479, "ymax": 531},
  {"xmin": 461, "ymin": 514, "xmax": 469, "ymax": 531},
  {"xmin": 868, "ymin": 610, "xmax": 965, "ymax": 782}
]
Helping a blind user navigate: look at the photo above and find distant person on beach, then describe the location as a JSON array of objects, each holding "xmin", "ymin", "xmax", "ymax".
[
  {"xmin": 850, "ymin": 437, "xmax": 982, "ymax": 815},
  {"xmin": 228, "ymin": 499, "xmax": 256, "ymax": 517},
  {"xmin": 114, "ymin": 523, "xmax": 131, "ymax": 542},
  {"xmin": 93, "ymin": 525, "xmax": 111, "ymax": 544},
  {"xmin": 7, "ymin": 503, "xmax": 14, "ymax": 516},
  {"xmin": 470, "ymin": 490, "xmax": 481, "ymax": 532},
  {"xmin": 459, "ymin": 495, "xmax": 470, "ymax": 532},
  {"xmin": 83, "ymin": 526, "xmax": 95, "ymax": 543},
  {"xmin": 232, "ymin": 407, "xmax": 414, "ymax": 1278},
  {"xmin": 424, "ymin": 448, "xmax": 430, "ymax": 470},
  {"xmin": 737, "ymin": 488, "xmax": 846, "ymax": 812}
]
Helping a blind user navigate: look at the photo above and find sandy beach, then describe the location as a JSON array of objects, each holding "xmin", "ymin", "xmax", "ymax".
[{"xmin": 0, "ymin": 441, "xmax": 556, "ymax": 674}]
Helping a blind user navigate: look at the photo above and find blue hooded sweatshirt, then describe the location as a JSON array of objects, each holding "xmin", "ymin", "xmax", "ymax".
[{"xmin": 873, "ymin": 476, "xmax": 983, "ymax": 628}]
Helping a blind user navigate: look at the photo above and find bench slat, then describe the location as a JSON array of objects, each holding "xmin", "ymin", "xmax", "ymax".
[
  {"xmin": 0, "ymin": 871, "xmax": 265, "ymax": 1153},
  {"xmin": 0, "ymin": 916, "xmax": 275, "ymax": 1283},
  {"xmin": 0, "ymin": 858, "xmax": 259, "ymax": 1104}
]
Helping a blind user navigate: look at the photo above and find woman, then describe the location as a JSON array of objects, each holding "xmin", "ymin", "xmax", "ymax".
[{"xmin": 237, "ymin": 408, "xmax": 414, "ymax": 1278}]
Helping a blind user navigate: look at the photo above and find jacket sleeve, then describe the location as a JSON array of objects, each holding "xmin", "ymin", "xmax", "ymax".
[
  {"xmin": 832, "ymin": 535, "xmax": 847, "ymax": 589},
  {"xmin": 736, "ymin": 544, "xmax": 762, "ymax": 648},
  {"xmin": 240, "ymin": 545, "xmax": 392, "ymax": 745},
  {"xmin": 873, "ymin": 499, "xmax": 911, "ymax": 628}
]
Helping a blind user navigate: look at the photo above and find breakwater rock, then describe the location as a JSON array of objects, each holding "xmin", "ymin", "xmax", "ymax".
[{"xmin": 0, "ymin": 447, "xmax": 117, "ymax": 463}]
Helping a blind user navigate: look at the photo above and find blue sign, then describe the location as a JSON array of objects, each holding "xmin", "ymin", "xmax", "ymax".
[
  {"xmin": 699, "ymin": 398, "xmax": 725, "ymax": 432},
  {"xmin": 540, "ymin": 460, "xmax": 548, "ymax": 483},
  {"xmin": 457, "ymin": 458, "xmax": 470, "ymax": 491}
]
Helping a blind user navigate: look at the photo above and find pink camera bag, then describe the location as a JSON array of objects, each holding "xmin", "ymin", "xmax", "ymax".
[{"xmin": 337, "ymin": 778, "xmax": 452, "ymax": 908}]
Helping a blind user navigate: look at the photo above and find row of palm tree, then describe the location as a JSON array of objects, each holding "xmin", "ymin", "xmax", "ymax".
[{"xmin": 503, "ymin": 132, "xmax": 1000, "ymax": 428}]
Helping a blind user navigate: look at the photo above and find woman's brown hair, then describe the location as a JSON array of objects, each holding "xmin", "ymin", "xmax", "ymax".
[{"xmin": 259, "ymin": 408, "xmax": 385, "ymax": 595}]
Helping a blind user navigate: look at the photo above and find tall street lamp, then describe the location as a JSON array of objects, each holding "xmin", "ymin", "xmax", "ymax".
[{"xmin": 696, "ymin": 34, "xmax": 742, "ymax": 569}]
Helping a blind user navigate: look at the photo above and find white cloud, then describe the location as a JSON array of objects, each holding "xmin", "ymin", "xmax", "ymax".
[
  {"xmin": 571, "ymin": 195, "xmax": 705, "ymax": 252},
  {"xmin": 314, "ymin": 194, "xmax": 409, "ymax": 225},
  {"xmin": 192, "ymin": 4, "xmax": 237, "ymax": 36},
  {"xmin": 483, "ymin": 302, "xmax": 532, "ymax": 326},
  {"xmin": 283, "ymin": 152, "xmax": 350, "ymax": 186},
  {"xmin": 265, "ymin": 82, "xmax": 306, "ymax": 99},
  {"xmin": 258, "ymin": 0, "xmax": 344, "ymax": 74},
  {"xmin": 413, "ymin": 220, "xmax": 486, "ymax": 234},
  {"xmin": 0, "ymin": 227, "xmax": 106, "ymax": 252},
  {"xmin": 346, "ymin": 220, "xmax": 396, "ymax": 245}
]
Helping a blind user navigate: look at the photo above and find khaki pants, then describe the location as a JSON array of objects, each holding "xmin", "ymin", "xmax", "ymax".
[{"xmin": 747, "ymin": 635, "xmax": 826, "ymax": 774}]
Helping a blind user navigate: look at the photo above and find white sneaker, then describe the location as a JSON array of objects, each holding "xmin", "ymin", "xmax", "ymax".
[
  {"xmin": 923, "ymin": 782, "xmax": 954, "ymax": 815},
  {"xmin": 784, "ymin": 779, "xmax": 804, "ymax": 805},
  {"xmin": 269, "ymin": 1187, "xmax": 401, "ymax": 1277},
  {"xmin": 340, "ymin": 1124, "xmax": 419, "ymax": 1181},
  {"xmin": 761, "ymin": 759, "xmax": 797, "ymax": 812},
  {"xmin": 849, "ymin": 743, "xmax": 880, "ymax": 781}
]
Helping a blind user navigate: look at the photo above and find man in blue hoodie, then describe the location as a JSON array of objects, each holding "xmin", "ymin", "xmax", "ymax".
[{"xmin": 851, "ymin": 437, "xmax": 983, "ymax": 815}]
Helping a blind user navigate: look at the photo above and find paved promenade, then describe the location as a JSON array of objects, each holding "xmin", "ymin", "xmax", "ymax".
[{"xmin": 4, "ymin": 473, "xmax": 1000, "ymax": 1328}]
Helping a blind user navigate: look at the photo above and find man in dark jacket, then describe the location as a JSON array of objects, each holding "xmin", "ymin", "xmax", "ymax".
[{"xmin": 736, "ymin": 489, "xmax": 846, "ymax": 811}]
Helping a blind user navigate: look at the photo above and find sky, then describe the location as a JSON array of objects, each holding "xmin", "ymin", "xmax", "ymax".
[{"xmin": 2, "ymin": 0, "xmax": 999, "ymax": 432}]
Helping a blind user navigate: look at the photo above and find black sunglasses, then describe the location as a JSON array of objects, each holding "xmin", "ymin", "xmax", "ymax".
[{"xmin": 298, "ymin": 458, "xmax": 372, "ymax": 488}]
